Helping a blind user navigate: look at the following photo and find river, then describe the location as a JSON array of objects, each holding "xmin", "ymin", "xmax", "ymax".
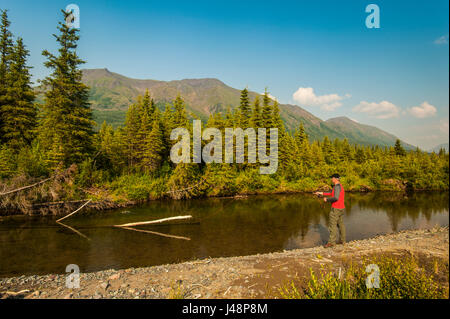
[{"xmin": 0, "ymin": 191, "xmax": 448, "ymax": 277}]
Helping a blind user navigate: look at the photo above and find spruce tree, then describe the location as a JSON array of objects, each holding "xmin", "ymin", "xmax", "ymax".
[
  {"xmin": 125, "ymin": 102, "xmax": 142, "ymax": 168},
  {"xmin": 0, "ymin": 9, "xmax": 13, "ymax": 143},
  {"xmin": 2, "ymin": 37, "xmax": 36, "ymax": 148},
  {"xmin": 394, "ymin": 139, "xmax": 406, "ymax": 156},
  {"xmin": 172, "ymin": 94, "xmax": 188, "ymax": 128},
  {"xmin": 250, "ymin": 96, "xmax": 263, "ymax": 128},
  {"xmin": 137, "ymin": 107, "xmax": 152, "ymax": 164},
  {"xmin": 141, "ymin": 89, "xmax": 155, "ymax": 119},
  {"xmin": 261, "ymin": 89, "xmax": 273, "ymax": 128},
  {"xmin": 355, "ymin": 147, "xmax": 366, "ymax": 164},
  {"xmin": 260, "ymin": 89, "xmax": 275, "ymax": 155},
  {"xmin": 141, "ymin": 109, "xmax": 164, "ymax": 173},
  {"xmin": 39, "ymin": 10, "xmax": 94, "ymax": 168},
  {"xmin": 113, "ymin": 127, "xmax": 128, "ymax": 171},
  {"xmin": 238, "ymin": 88, "xmax": 251, "ymax": 128},
  {"xmin": 224, "ymin": 106, "xmax": 234, "ymax": 128},
  {"xmin": 294, "ymin": 122, "xmax": 308, "ymax": 146},
  {"xmin": 161, "ymin": 102, "xmax": 174, "ymax": 151},
  {"xmin": 341, "ymin": 138, "xmax": 352, "ymax": 161},
  {"xmin": 271, "ymin": 100, "xmax": 284, "ymax": 132},
  {"xmin": 321, "ymin": 136, "xmax": 334, "ymax": 164}
]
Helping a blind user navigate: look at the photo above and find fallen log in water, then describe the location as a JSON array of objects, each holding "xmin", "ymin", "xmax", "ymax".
[
  {"xmin": 56, "ymin": 221, "xmax": 91, "ymax": 240},
  {"xmin": 113, "ymin": 215, "xmax": 193, "ymax": 228},
  {"xmin": 116, "ymin": 226, "xmax": 191, "ymax": 241}
]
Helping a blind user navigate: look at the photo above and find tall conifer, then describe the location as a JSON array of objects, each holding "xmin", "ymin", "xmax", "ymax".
[
  {"xmin": 172, "ymin": 94, "xmax": 188, "ymax": 128},
  {"xmin": 141, "ymin": 109, "xmax": 164, "ymax": 173},
  {"xmin": 238, "ymin": 88, "xmax": 251, "ymax": 128},
  {"xmin": 0, "ymin": 10, "xmax": 13, "ymax": 143},
  {"xmin": 39, "ymin": 10, "xmax": 94, "ymax": 167},
  {"xmin": 250, "ymin": 97, "xmax": 262, "ymax": 128},
  {"xmin": 2, "ymin": 37, "xmax": 36, "ymax": 148},
  {"xmin": 261, "ymin": 89, "xmax": 273, "ymax": 128},
  {"xmin": 125, "ymin": 102, "xmax": 141, "ymax": 168}
]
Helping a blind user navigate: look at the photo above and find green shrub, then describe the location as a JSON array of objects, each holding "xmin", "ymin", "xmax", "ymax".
[
  {"xmin": 279, "ymin": 256, "xmax": 448, "ymax": 299},
  {"xmin": 109, "ymin": 173, "xmax": 162, "ymax": 201},
  {"xmin": 235, "ymin": 169, "xmax": 264, "ymax": 193},
  {"xmin": 0, "ymin": 145, "xmax": 17, "ymax": 178},
  {"xmin": 205, "ymin": 163, "xmax": 238, "ymax": 196},
  {"xmin": 16, "ymin": 143, "xmax": 49, "ymax": 178},
  {"xmin": 284, "ymin": 177, "xmax": 317, "ymax": 192}
]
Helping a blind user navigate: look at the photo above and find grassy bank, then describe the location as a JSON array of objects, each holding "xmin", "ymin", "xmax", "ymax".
[{"xmin": 1, "ymin": 162, "xmax": 449, "ymax": 215}]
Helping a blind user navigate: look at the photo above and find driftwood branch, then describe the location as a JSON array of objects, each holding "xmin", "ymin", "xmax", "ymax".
[
  {"xmin": 117, "ymin": 226, "xmax": 191, "ymax": 241},
  {"xmin": 3, "ymin": 289, "xmax": 30, "ymax": 296},
  {"xmin": 113, "ymin": 215, "xmax": 192, "ymax": 228},
  {"xmin": 56, "ymin": 199, "xmax": 92, "ymax": 222},
  {"xmin": 0, "ymin": 177, "xmax": 52, "ymax": 197}
]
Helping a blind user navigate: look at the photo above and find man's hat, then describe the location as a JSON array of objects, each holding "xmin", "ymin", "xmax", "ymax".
[{"xmin": 330, "ymin": 173, "xmax": 340, "ymax": 179}]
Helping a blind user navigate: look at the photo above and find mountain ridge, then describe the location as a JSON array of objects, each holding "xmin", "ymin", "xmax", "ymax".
[
  {"xmin": 81, "ymin": 68, "xmax": 414, "ymax": 149},
  {"xmin": 429, "ymin": 142, "xmax": 449, "ymax": 153}
]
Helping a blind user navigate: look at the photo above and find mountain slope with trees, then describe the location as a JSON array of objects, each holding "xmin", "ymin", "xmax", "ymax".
[
  {"xmin": 324, "ymin": 117, "xmax": 412, "ymax": 148},
  {"xmin": 79, "ymin": 68, "xmax": 413, "ymax": 148}
]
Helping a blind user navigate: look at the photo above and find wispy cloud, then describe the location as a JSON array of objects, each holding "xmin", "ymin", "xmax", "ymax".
[
  {"xmin": 408, "ymin": 101, "xmax": 437, "ymax": 118},
  {"xmin": 261, "ymin": 92, "xmax": 278, "ymax": 102},
  {"xmin": 352, "ymin": 101, "xmax": 400, "ymax": 119},
  {"xmin": 292, "ymin": 87, "xmax": 350, "ymax": 111},
  {"xmin": 439, "ymin": 118, "xmax": 449, "ymax": 134},
  {"xmin": 434, "ymin": 35, "xmax": 449, "ymax": 45}
]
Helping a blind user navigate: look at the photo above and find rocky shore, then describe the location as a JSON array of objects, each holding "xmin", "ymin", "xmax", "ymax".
[{"xmin": 1, "ymin": 226, "xmax": 448, "ymax": 299}]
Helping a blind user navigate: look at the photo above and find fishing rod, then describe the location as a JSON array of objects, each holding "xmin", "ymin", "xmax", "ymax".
[{"xmin": 313, "ymin": 190, "xmax": 326, "ymax": 209}]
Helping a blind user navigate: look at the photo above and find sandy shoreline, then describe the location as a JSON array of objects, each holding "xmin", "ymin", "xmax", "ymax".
[{"xmin": 0, "ymin": 226, "xmax": 448, "ymax": 299}]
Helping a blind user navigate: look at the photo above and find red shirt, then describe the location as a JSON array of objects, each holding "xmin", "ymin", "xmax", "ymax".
[{"xmin": 324, "ymin": 183, "xmax": 345, "ymax": 209}]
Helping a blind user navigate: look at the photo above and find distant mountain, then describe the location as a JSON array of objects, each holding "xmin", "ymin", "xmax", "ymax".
[
  {"xmin": 429, "ymin": 143, "xmax": 449, "ymax": 153},
  {"xmin": 325, "ymin": 117, "xmax": 415, "ymax": 148},
  {"xmin": 80, "ymin": 68, "xmax": 414, "ymax": 148}
]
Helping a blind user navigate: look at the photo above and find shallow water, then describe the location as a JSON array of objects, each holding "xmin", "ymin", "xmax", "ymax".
[{"xmin": 0, "ymin": 192, "xmax": 448, "ymax": 277}]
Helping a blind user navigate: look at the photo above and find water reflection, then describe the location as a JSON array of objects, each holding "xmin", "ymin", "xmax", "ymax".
[{"xmin": 0, "ymin": 192, "xmax": 448, "ymax": 277}]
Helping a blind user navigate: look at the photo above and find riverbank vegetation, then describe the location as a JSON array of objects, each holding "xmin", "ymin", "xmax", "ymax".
[
  {"xmin": 278, "ymin": 254, "xmax": 449, "ymax": 299},
  {"xmin": 0, "ymin": 10, "xmax": 448, "ymax": 214}
]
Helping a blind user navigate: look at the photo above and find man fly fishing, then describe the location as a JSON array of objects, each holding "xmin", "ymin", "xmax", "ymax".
[{"xmin": 314, "ymin": 173, "xmax": 346, "ymax": 248}]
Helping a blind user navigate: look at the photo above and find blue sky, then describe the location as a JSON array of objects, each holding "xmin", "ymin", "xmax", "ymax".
[{"xmin": 1, "ymin": 0, "xmax": 448, "ymax": 148}]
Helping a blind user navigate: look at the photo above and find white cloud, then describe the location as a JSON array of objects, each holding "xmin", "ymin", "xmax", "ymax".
[
  {"xmin": 409, "ymin": 101, "xmax": 437, "ymax": 118},
  {"xmin": 352, "ymin": 101, "xmax": 400, "ymax": 119},
  {"xmin": 434, "ymin": 35, "xmax": 449, "ymax": 45},
  {"xmin": 292, "ymin": 87, "xmax": 350, "ymax": 111},
  {"xmin": 262, "ymin": 92, "xmax": 278, "ymax": 102},
  {"xmin": 439, "ymin": 118, "xmax": 449, "ymax": 134}
]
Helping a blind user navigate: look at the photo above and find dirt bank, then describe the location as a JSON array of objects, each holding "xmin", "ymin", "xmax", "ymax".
[{"xmin": 1, "ymin": 226, "xmax": 448, "ymax": 299}]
